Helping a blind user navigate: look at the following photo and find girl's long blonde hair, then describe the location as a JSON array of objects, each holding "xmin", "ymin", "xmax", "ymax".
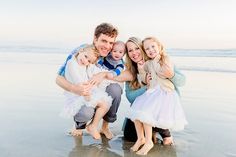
[
  {"xmin": 142, "ymin": 37, "xmax": 169, "ymax": 66},
  {"xmin": 125, "ymin": 37, "xmax": 148, "ymax": 90}
]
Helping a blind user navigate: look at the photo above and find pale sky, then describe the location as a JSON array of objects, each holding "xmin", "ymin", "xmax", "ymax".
[{"xmin": 0, "ymin": 0, "xmax": 235, "ymax": 49}]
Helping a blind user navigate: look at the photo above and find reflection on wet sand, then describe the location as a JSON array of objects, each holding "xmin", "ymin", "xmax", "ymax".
[{"xmin": 68, "ymin": 133, "xmax": 177, "ymax": 157}]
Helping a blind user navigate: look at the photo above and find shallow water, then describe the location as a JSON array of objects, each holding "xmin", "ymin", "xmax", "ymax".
[{"xmin": 0, "ymin": 52, "xmax": 236, "ymax": 157}]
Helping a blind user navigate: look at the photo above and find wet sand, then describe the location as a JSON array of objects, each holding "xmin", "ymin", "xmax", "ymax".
[{"xmin": 0, "ymin": 52, "xmax": 236, "ymax": 157}]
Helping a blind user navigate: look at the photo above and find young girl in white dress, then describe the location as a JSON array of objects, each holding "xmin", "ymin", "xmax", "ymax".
[
  {"xmin": 61, "ymin": 45, "xmax": 112, "ymax": 139},
  {"xmin": 127, "ymin": 37, "xmax": 188, "ymax": 155}
]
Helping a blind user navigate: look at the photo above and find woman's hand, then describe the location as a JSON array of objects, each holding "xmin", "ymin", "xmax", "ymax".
[{"xmin": 89, "ymin": 72, "xmax": 107, "ymax": 86}]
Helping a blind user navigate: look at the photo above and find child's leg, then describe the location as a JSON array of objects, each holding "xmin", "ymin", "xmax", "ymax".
[
  {"xmin": 86, "ymin": 101, "xmax": 109, "ymax": 140},
  {"xmin": 130, "ymin": 120, "xmax": 145, "ymax": 152},
  {"xmin": 136, "ymin": 123, "xmax": 154, "ymax": 155}
]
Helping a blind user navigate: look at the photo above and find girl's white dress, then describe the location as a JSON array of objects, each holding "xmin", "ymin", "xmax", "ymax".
[
  {"xmin": 127, "ymin": 59, "xmax": 188, "ymax": 131},
  {"xmin": 60, "ymin": 55, "xmax": 112, "ymax": 118}
]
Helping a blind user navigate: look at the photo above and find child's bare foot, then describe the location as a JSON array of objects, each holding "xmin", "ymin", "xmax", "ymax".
[
  {"xmin": 130, "ymin": 138, "xmax": 145, "ymax": 152},
  {"xmin": 86, "ymin": 125, "xmax": 101, "ymax": 140},
  {"xmin": 70, "ymin": 128, "xmax": 83, "ymax": 136},
  {"xmin": 136, "ymin": 141, "xmax": 154, "ymax": 155},
  {"xmin": 100, "ymin": 128, "xmax": 113, "ymax": 139},
  {"xmin": 163, "ymin": 136, "xmax": 174, "ymax": 145}
]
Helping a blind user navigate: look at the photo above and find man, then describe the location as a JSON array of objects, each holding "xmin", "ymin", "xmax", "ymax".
[{"xmin": 56, "ymin": 23, "xmax": 122, "ymax": 139}]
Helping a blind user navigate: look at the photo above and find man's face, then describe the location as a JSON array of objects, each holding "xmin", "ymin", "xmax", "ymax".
[{"xmin": 94, "ymin": 34, "xmax": 116, "ymax": 57}]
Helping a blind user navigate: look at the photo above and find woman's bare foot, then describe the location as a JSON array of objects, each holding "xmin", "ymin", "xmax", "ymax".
[
  {"xmin": 86, "ymin": 125, "xmax": 101, "ymax": 140},
  {"xmin": 100, "ymin": 128, "xmax": 113, "ymax": 139},
  {"xmin": 130, "ymin": 138, "xmax": 145, "ymax": 152},
  {"xmin": 163, "ymin": 136, "xmax": 174, "ymax": 145},
  {"xmin": 136, "ymin": 141, "xmax": 154, "ymax": 155},
  {"xmin": 70, "ymin": 128, "xmax": 83, "ymax": 136}
]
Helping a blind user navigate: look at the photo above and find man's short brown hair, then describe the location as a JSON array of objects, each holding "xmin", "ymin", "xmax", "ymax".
[{"xmin": 94, "ymin": 23, "xmax": 118, "ymax": 38}]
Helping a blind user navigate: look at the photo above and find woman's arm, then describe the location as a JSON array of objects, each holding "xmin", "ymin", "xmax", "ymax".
[
  {"xmin": 113, "ymin": 70, "xmax": 134, "ymax": 82},
  {"xmin": 170, "ymin": 66, "xmax": 186, "ymax": 87},
  {"xmin": 125, "ymin": 82, "xmax": 147, "ymax": 104}
]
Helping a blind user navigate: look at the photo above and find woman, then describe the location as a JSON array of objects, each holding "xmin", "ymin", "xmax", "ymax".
[{"xmin": 117, "ymin": 37, "xmax": 186, "ymax": 145}]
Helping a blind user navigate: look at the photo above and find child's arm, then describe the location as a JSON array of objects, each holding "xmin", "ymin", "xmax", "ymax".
[
  {"xmin": 111, "ymin": 63, "xmax": 125, "ymax": 77},
  {"xmin": 158, "ymin": 56, "xmax": 174, "ymax": 79},
  {"xmin": 56, "ymin": 45, "xmax": 90, "ymax": 96}
]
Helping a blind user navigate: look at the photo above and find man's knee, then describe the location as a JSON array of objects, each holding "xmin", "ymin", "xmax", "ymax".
[
  {"xmin": 106, "ymin": 83, "xmax": 122, "ymax": 99},
  {"xmin": 74, "ymin": 105, "xmax": 95, "ymax": 122}
]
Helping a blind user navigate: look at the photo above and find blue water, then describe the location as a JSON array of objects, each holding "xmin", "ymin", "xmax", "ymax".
[
  {"xmin": 1, "ymin": 46, "xmax": 236, "ymax": 73},
  {"xmin": 1, "ymin": 46, "xmax": 236, "ymax": 57}
]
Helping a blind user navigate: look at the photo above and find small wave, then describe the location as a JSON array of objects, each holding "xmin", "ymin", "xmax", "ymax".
[{"xmin": 180, "ymin": 67, "xmax": 236, "ymax": 73}]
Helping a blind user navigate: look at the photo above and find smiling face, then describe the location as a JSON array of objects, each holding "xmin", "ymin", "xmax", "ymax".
[
  {"xmin": 111, "ymin": 42, "xmax": 126, "ymax": 61},
  {"xmin": 94, "ymin": 34, "xmax": 116, "ymax": 57},
  {"xmin": 77, "ymin": 50, "xmax": 98, "ymax": 66},
  {"xmin": 126, "ymin": 41, "xmax": 143, "ymax": 63},
  {"xmin": 143, "ymin": 39, "xmax": 160, "ymax": 59}
]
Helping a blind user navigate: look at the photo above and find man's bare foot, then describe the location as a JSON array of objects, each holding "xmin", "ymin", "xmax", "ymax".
[
  {"xmin": 130, "ymin": 138, "xmax": 145, "ymax": 152},
  {"xmin": 100, "ymin": 128, "xmax": 113, "ymax": 139},
  {"xmin": 152, "ymin": 132, "xmax": 158, "ymax": 144},
  {"xmin": 136, "ymin": 141, "xmax": 154, "ymax": 155},
  {"xmin": 86, "ymin": 125, "xmax": 101, "ymax": 140},
  {"xmin": 70, "ymin": 128, "xmax": 83, "ymax": 136},
  {"xmin": 163, "ymin": 136, "xmax": 174, "ymax": 145}
]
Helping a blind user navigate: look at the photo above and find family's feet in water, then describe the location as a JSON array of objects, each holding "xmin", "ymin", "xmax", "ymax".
[
  {"xmin": 130, "ymin": 138, "xmax": 145, "ymax": 152},
  {"xmin": 86, "ymin": 124, "xmax": 101, "ymax": 140},
  {"xmin": 100, "ymin": 128, "xmax": 113, "ymax": 139},
  {"xmin": 70, "ymin": 128, "xmax": 83, "ymax": 136},
  {"xmin": 136, "ymin": 141, "xmax": 154, "ymax": 155},
  {"xmin": 163, "ymin": 136, "xmax": 174, "ymax": 145}
]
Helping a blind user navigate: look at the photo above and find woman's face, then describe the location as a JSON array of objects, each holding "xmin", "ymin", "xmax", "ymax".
[{"xmin": 126, "ymin": 41, "xmax": 143, "ymax": 63}]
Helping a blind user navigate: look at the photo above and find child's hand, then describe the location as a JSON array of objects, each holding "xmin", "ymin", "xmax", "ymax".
[
  {"xmin": 137, "ymin": 60, "xmax": 145, "ymax": 69},
  {"xmin": 84, "ymin": 95, "xmax": 91, "ymax": 101},
  {"xmin": 145, "ymin": 73, "xmax": 152, "ymax": 87},
  {"xmin": 72, "ymin": 82, "xmax": 91, "ymax": 96},
  {"xmin": 158, "ymin": 61, "xmax": 174, "ymax": 79}
]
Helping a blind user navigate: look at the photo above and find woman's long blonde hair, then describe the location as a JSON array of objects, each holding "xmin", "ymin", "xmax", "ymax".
[
  {"xmin": 125, "ymin": 37, "xmax": 148, "ymax": 90},
  {"xmin": 142, "ymin": 37, "xmax": 168, "ymax": 65}
]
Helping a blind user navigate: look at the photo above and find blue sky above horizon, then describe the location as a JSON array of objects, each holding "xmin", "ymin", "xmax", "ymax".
[{"xmin": 1, "ymin": 0, "xmax": 235, "ymax": 49}]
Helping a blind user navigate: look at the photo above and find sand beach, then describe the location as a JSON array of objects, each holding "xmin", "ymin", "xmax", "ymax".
[{"xmin": 0, "ymin": 50, "xmax": 236, "ymax": 157}]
